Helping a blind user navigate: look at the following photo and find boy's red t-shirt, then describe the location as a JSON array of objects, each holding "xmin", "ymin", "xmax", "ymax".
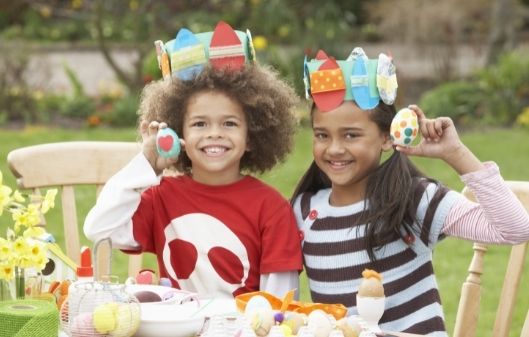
[{"xmin": 131, "ymin": 175, "xmax": 302, "ymax": 296}]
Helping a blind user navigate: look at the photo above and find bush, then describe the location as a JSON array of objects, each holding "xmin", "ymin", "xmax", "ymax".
[
  {"xmin": 104, "ymin": 95, "xmax": 139, "ymax": 127},
  {"xmin": 477, "ymin": 52, "xmax": 529, "ymax": 125},
  {"xmin": 419, "ymin": 81, "xmax": 485, "ymax": 127}
]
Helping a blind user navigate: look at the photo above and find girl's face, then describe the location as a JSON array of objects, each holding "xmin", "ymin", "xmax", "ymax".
[
  {"xmin": 183, "ymin": 90, "xmax": 248, "ymax": 185},
  {"xmin": 312, "ymin": 101, "xmax": 392, "ymax": 205}
]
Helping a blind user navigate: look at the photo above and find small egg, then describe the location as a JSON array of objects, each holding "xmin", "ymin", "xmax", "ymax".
[
  {"xmin": 156, "ymin": 127, "xmax": 181, "ymax": 158},
  {"xmin": 134, "ymin": 290, "xmax": 162, "ymax": 303},
  {"xmin": 307, "ymin": 310, "xmax": 333, "ymax": 337},
  {"xmin": 390, "ymin": 107, "xmax": 419, "ymax": 146},
  {"xmin": 110, "ymin": 303, "xmax": 141, "ymax": 337},
  {"xmin": 244, "ymin": 295, "xmax": 273, "ymax": 315},
  {"xmin": 248, "ymin": 308, "xmax": 275, "ymax": 337},
  {"xmin": 93, "ymin": 302, "xmax": 119, "ymax": 333}
]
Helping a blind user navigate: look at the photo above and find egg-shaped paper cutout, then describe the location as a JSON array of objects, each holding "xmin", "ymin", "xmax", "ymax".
[
  {"xmin": 390, "ymin": 108, "xmax": 419, "ymax": 146},
  {"xmin": 156, "ymin": 127, "xmax": 181, "ymax": 158},
  {"xmin": 244, "ymin": 294, "xmax": 273, "ymax": 315}
]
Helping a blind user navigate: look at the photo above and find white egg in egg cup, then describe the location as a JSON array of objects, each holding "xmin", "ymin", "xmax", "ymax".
[{"xmin": 356, "ymin": 295, "xmax": 385, "ymax": 333}]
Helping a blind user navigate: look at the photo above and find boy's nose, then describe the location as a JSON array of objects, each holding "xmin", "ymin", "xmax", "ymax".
[{"xmin": 206, "ymin": 124, "xmax": 223, "ymax": 138}]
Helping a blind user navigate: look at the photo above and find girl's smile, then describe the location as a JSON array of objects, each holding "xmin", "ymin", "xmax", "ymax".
[{"xmin": 312, "ymin": 101, "xmax": 392, "ymax": 205}]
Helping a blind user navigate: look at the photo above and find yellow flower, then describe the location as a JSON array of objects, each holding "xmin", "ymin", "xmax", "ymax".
[
  {"xmin": 12, "ymin": 191, "xmax": 25, "ymax": 203},
  {"xmin": 41, "ymin": 189, "xmax": 58, "ymax": 214},
  {"xmin": 0, "ymin": 238, "xmax": 11, "ymax": 256},
  {"xmin": 13, "ymin": 237, "xmax": 29, "ymax": 255},
  {"xmin": 0, "ymin": 185, "xmax": 12, "ymax": 216},
  {"xmin": 0, "ymin": 263, "xmax": 14, "ymax": 281},
  {"xmin": 0, "ymin": 169, "xmax": 56, "ymax": 282},
  {"xmin": 253, "ymin": 36, "xmax": 268, "ymax": 51}
]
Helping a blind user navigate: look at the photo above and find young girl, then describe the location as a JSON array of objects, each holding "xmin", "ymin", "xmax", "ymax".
[
  {"xmin": 292, "ymin": 49, "xmax": 529, "ymax": 336},
  {"xmin": 84, "ymin": 22, "xmax": 302, "ymax": 299}
]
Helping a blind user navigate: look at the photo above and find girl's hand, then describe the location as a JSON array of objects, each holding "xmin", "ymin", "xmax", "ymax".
[
  {"xmin": 140, "ymin": 120, "xmax": 184, "ymax": 175},
  {"xmin": 395, "ymin": 105, "xmax": 484, "ymax": 174}
]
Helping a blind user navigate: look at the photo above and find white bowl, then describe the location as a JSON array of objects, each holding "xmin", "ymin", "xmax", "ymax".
[{"xmin": 133, "ymin": 297, "xmax": 238, "ymax": 337}]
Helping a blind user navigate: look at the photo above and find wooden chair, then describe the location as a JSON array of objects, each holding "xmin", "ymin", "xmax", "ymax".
[
  {"xmin": 453, "ymin": 181, "xmax": 529, "ymax": 337},
  {"xmin": 7, "ymin": 141, "xmax": 143, "ymax": 280}
]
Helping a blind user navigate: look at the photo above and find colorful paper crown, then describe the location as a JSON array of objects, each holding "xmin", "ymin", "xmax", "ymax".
[
  {"xmin": 154, "ymin": 21, "xmax": 256, "ymax": 81},
  {"xmin": 303, "ymin": 47, "xmax": 398, "ymax": 112}
]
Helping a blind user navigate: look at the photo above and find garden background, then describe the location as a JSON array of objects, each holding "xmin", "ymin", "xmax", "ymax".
[{"xmin": 1, "ymin": 1, "xmax": 529, "ymax": 336}]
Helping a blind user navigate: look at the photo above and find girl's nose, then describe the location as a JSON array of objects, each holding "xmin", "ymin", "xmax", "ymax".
[{"xmin": 327, "ymin": 139, "xmax": 345, "ymax": 155}]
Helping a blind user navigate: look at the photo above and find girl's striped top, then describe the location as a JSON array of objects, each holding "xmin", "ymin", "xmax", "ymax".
[{"xmin": 292, "ymin": 162, "xmax": 529, "ymax": 336}]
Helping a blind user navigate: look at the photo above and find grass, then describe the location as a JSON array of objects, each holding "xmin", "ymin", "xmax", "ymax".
[{"xmin": 1, "ymin": 125, "xmax": 528, "ymax": 337}]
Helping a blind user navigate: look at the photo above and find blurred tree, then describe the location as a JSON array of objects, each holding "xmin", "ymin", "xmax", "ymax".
[
  {"xmin": 367, "ymin": 0, "xmax": 491, "ymax": 81},
  {"xmin": 485, "ymin": 0, "xmax": 517, "ymax": 65}
]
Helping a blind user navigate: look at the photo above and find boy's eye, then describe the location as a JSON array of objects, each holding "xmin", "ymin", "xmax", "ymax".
[
  {"xmin": 192, "ymin": 121, "xmax": 206, "ymax": 127},
  {"xmin": 224, "ymin": 120, "xmax": 238, "ymax": 127}
]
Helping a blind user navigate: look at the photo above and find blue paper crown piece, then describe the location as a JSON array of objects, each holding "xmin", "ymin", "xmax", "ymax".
[
  {"xmin": 304, "ymin": 47, "xmax": 398, "ymax": 111},
  {"xmin": 154, "ymin": 21, "xmax": 256, "ymax": 81}
]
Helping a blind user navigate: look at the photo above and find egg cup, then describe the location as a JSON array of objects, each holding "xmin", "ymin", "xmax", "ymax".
[{"xmin": 356, "ymin": 295, "xmax": 385, "ymax": 333}]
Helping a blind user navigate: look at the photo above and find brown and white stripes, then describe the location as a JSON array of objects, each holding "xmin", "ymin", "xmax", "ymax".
[{"xmin": 293, "ymin": 162, "xmax": 529, "ymax": 337}]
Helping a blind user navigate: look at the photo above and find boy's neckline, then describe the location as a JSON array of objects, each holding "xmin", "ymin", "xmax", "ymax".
[{"xmin": 181, "ymin": 174, "xmax": 251, "ymax": 190}]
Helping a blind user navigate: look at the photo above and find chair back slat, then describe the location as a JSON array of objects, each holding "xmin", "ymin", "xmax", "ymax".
[
  {"xmin": 7, "ymin": 141, "xmax": 143, "ymax": 280},
  {"xmin": 62, "ymin": 185, "xmax": 80, "ymax": 264}
]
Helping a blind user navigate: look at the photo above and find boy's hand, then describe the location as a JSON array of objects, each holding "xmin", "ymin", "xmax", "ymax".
[{"xmin": 140, "ymin": 120, "xmax": 184, "ymax": 175}]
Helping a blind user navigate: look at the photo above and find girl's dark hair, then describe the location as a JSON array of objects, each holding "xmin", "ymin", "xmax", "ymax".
[
  {"xmin": 138, "ymin": 64, "xmax": 299, "ymax": 174},
  {"xmin": 291, "ymin": 102, "xmax": 435, "ymax": 261}
]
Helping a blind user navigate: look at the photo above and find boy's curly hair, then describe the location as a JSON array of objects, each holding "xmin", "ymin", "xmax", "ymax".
[{"xmin": 137, "ymin": 64, "xmax": 299, "ymax": 174}]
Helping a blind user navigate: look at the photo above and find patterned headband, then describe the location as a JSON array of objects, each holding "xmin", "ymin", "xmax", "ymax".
[
  {"xmin": 154, "ymin": 21, "xmax": 256, "ymax": 81},
  {"xmin": 303, "ymin": 47, "xmax": 398, "ymax": 112}
]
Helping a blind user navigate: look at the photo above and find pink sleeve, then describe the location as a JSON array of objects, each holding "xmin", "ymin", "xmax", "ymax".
[{"xmin": 442, "ymin": 162, "xmax": 529, "ymax": 244}]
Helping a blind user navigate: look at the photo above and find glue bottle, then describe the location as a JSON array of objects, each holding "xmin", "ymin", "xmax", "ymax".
[{"xmin": 67, "ymin": 246, "xmax": 94, "ymax": 319}]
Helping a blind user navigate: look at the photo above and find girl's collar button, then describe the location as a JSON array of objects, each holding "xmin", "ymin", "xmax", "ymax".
[{"xmin": 309, "ymin": 209, "xmax": 318, "ymax": 220}]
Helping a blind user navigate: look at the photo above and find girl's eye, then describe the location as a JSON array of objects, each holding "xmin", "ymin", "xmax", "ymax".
[{"xmin": 345, "ymin": 132, "xmax": 360, "ymax": 139}]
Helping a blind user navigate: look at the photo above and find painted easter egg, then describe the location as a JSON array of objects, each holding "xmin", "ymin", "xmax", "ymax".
[
  {"xmin": 244, "ymin": 295, "xmax": 273, "ymax": 315},
  {"xmin": 307, "ymin": 309, "xmax": 333, "ymax": 337},
  {"xmin": 156, "ymin": 127, "xmax": 181, "ymax": 158},
  {"xmin": 390, "ymin": 107, "xmax": 419, "ymax": 146}
]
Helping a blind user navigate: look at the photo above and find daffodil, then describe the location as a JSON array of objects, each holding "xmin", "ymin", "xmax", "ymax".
[
  {"xmin": 41, "ymin": 189, "xmax": 58, "ymax": 214},
  {"xmin": 0, "ymin": 169, "xmax": 57, "ymax": 292}
]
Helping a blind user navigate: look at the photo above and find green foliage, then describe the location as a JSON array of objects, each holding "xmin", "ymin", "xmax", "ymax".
[
  {"xmin": 420, "ymin": 51, "xmax": 529, "ymax": 127},
  {"xmin": 478, "ymin": 51, "xmax": 529, "ymax": 125},
  {"xmin": 419, "ymin": 81, "xmax": 485, "ymax": 127},
  {"xmin": 142, "ymin": 51, "xmax": 162, "ymax": 82},
  {"xmin": 104, "ymin": 95, "xmax": 139, "ymax": 127}
]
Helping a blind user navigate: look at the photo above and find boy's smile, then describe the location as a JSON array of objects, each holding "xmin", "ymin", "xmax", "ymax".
[{"xmin": 183, "ymin": 90, "xmax": 248, "ymax": 185}]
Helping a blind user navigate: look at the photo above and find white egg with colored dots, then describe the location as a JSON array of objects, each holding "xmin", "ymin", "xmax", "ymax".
[{"xmin": 390, "ymin": 107, "xmax": 419, "ymax": 146}]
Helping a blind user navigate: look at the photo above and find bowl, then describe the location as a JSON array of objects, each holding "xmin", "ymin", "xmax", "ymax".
[{"xmin": 133, "ymin": 297, "xmax": 238, "ymax": 337}]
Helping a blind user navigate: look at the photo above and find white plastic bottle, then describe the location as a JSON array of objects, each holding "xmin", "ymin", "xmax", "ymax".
[{"xmin": 67, "ymin": 246, "xmax": 94, "ymax": 320}]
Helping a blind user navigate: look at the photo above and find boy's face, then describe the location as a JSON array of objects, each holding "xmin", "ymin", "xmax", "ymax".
[
  {"xmin": 182, "ymin": 90, "xmax": 248, "ymax": 185},
  {"xmin": 312, "ymin": 101, "xmax": 392, "ymax": 204}
]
